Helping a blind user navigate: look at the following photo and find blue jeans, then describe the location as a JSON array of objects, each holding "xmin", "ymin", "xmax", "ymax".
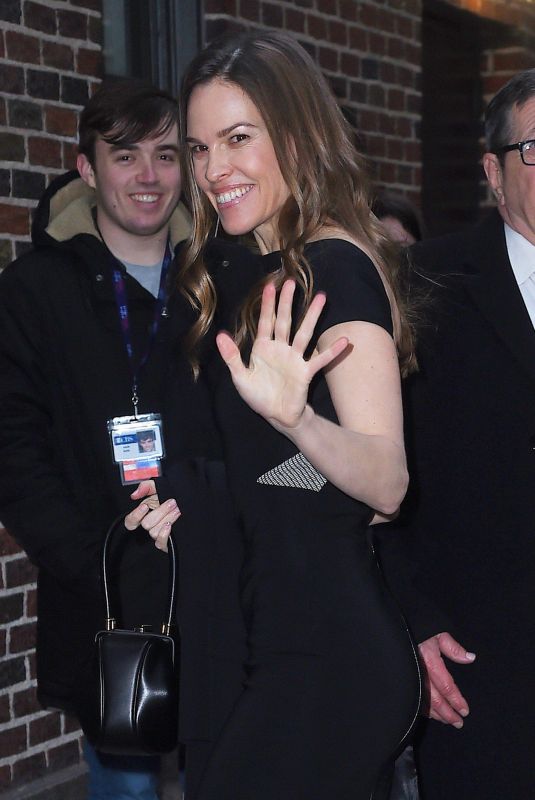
[{"xmin": 83, "ymin": 739, "xmax": 160, "ymax": 800}]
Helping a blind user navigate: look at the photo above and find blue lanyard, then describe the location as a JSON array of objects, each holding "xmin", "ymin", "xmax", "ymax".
[{"xmin": 112, "ymin": 239, "xmax": 173, "ymax": 417}]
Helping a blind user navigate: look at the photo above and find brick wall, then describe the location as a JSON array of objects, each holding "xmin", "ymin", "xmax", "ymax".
[
  {"xmin": 445, "ymin": 1, "xmax": 535, "ymax": 104},
  {"xmin": 0, "ymin": 524, "xmax": 83, "ymax": 788},
  {"xmin": 204, "ymin": 0, "xmax": 424, "ymax": 206},
  {"xmin": 0, "ymin": 0, "xmax": 103, "ymax": 793},
  {"xmin": 0, "ymin": 0, "xmax": 102, "ymax": 271}
]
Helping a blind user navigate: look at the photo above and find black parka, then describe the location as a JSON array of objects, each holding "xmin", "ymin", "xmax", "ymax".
[{"xmin": 0, "ymin": 171, "xmax": 220, "ymax": 711}]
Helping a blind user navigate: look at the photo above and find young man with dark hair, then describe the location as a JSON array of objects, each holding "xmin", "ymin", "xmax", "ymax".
[{"xmin": 0, "ymin": 79, "xmax": 224, "ymax": 799}]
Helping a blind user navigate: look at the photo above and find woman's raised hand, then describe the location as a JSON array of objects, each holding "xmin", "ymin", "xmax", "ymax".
[
  {"xmin": 216, "ymin": 280, "xmax": 349, "ymax": 431},
  {"xmin": 125, "ymin": 480, "xmax": 180, "ymax": 552}
]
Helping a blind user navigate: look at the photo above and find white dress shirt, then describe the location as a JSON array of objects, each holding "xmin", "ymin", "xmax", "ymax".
[{"xmin": 504, "ymin": 222, "xmax": 535, "ymax": 329}]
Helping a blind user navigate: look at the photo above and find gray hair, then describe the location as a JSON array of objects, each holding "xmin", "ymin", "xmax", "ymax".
[{"xmin": 485, "ymin": 68, "xmax": 535, "ymax": 160}]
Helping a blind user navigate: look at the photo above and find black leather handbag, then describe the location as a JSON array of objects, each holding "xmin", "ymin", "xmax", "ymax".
[{"xmin": 78, "ymin": 516, "xmax": 179, "ymax": 756}]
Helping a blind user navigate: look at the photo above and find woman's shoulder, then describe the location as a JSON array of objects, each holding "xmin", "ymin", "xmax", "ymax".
[
  {"xmin": 303, "ymin": 237, "xmax": 393, "ymax": 337},
  {"xmin": 304, "ymin": 237, "xmax": 386, "ymax": 296},
  {"xmin": 305, "ymin": 235, "xmax": 371, "ymax": 259}
]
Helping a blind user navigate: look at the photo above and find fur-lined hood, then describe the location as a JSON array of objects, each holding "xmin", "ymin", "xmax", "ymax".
[{"xmin": 32, "ymin": 170, "xmax": 191, "ymax": 251}]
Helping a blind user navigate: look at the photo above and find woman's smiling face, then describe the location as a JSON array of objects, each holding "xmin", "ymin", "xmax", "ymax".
[{"xmin": 186, "ymin": 79, "xmax": 291, "ymax": 254}]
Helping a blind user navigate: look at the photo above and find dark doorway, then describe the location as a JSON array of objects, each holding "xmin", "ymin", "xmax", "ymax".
[{"xmin": 421, "ymin": 0, "xmax": 484, "ymax": 237}]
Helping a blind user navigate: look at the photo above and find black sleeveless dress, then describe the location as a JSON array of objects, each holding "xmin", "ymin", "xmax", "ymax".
[{"xmin": 197, "ymin": 239, "xmax": 421, "ymax": 800}]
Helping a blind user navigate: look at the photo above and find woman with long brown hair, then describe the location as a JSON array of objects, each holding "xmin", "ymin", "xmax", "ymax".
[{"xmin": 130, "ymin": 29, "xmax": 420, "ymax": 799}]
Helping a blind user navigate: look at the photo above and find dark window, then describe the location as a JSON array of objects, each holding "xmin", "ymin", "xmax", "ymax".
[{"xmin": 102, "ymin": 0, "xmax": 199, "ymax": 94}]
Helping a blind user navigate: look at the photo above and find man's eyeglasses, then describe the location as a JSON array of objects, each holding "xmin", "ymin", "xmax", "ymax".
[{"xmin": 497, "ymin": 139, "xmax": 535, "ymax": 166}]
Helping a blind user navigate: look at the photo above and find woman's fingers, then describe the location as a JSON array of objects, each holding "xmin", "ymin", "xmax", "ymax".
[
  {"xmin": 216, "ymin": 331, "xmax": 240, "ymax": 364},
  {"xmin": 149, "ymin": 507, "xmax": 181, "ymax": 554},
  {"xmin": 130, "ymin": 481, "xmax": 160, "ymax": 510},
  {"xmin": 143, "ymin": 499, "xmax": 180, "ymax": 531},
  {"xmin": 292, "ymin": 291, "xmax": 326, "ymax": 355},
  {"xmin": 130, "ymin": 480, "xmax": 156, "ymax": 500},
  {"xmin": 125, "ymin": 495, "xmax": 180, "ymax": 555},
  {"xmin": 146, "ymin": 502, "xmax": 181, "ymax": 551},
  {"xmin": 273, "ymin": 279, "xmax": 295, "ymax": 343},
  {"xmin": 308, "ymin": 336, "xmax": 349, "ymax": 376},
  {"xmin": 125, "ymin": 502, "xmax": 150, "ymax": 531},
  {"xmin": 218, "ymin": 281, "xmax": 342, "ymax": 389},
  {"xmin": 256, "ymin": 282, "xmax": 277, "ymax": 339},
  {"xmin": 125, "ymin": 498, "xmax": 180, "ymax": 532},
  {"xmin": 216, "ymin": 331, "xmax": 248, "ymax": 386},
  {"xmin": 149, "ymin": 521, "xmax": 173, "ymax": 552},
  {"xmin": 233, "ymin": 279, "xmax": 329, "ymax": 356}
]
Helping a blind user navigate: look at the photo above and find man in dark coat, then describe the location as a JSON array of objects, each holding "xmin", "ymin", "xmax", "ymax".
[
  {"xmin": 0, "ymin": 79, "xmax": 246, "ymax": 799},
  {"xmin": 380, "ymin": 68, "xmax": 535, "ymax": 799}
]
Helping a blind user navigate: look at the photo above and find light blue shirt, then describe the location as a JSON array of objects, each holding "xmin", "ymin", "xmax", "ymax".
[{"xmin": 122, "ymin": 260, "xmax": 163, "ymax": 298}]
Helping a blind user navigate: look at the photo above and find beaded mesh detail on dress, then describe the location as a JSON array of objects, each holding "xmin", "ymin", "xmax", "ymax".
[{"xmin": 256, "ymin": 452, "xmax": 327, "ymax": 492}]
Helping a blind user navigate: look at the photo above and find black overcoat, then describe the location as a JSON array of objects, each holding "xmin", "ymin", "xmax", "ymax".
[{"xmin": 380, "ymin": 209, "xmax": 535, "ymax": 799}]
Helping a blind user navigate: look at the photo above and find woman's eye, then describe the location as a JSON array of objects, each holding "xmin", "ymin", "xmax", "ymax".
[
  {"xmin": 189, "ymin": 144, "xmax": 208, "ymax": 155},
  {"xmin": 230, "ymin": 133, "xmax": 249, "ymax": 144}
]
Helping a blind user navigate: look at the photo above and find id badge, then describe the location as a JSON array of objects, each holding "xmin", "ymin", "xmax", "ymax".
[{"xmin": 107, "ymin": 413, "xmax": 165, "ymax": 485}]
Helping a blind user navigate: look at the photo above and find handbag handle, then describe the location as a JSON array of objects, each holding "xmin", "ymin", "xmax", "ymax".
[{"xmin": 101, "ymin": 514, "xmax": 177, "ymax": 635}]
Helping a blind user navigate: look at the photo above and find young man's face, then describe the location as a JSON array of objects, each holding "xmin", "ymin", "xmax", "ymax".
[
  {"xmin": 138, "ymin": 436, "xmax": 156, "ymax": 453},
  {"xmin": 77, "ymin": 124, "xmax": 181, "ymax": 251}
]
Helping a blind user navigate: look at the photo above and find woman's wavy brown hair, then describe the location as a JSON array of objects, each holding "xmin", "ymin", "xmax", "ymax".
[{"xmin": 179, "ymin": 29, "xmax": 416, "ymax": 376}]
